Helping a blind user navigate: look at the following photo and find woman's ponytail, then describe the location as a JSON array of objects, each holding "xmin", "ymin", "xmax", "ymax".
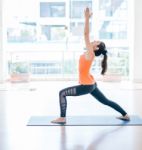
[
  {"xmin": 94, "ymin": 41, "xmax": 108, "ymax": 75},
  {"xmin": 101, "ymin": 54, "xmax": 107, "ymax": 75}
]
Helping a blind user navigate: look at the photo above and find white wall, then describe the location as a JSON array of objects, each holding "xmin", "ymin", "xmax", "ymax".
[{"xmin": 132, "ymin": 0, "xmax": 142, "ymax": 82}]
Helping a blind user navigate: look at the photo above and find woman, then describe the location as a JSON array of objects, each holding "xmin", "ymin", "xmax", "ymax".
[{"xmin": 51, "ymin": 8, "xmax": 130, "ymax": 124}]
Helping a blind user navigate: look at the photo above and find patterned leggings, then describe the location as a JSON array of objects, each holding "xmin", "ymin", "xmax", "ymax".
[{"xmin": 59, "ymin": 83, "xmax": 127, "ymax": 117}]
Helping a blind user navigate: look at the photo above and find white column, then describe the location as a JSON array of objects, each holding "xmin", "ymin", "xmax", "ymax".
[
  {"xmin": 0, "ymin": 0, "xmax": 7, "ymax": 83},
  {"xmin": 0, "ymin": 0, "xmax": 4, "ymax": 82},
  {"xmin": 131, "ymin": 0, "xmax": 142, "ymax": 82}
]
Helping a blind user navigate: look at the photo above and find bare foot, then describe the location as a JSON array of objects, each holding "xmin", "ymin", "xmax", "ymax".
[
  {"xmin": 116, "ymin": 114, "xmax": 130, "ymax": 121},
  {"xmin": 51, "ymin": 117, "xmax": 66, "ymax": 124}
]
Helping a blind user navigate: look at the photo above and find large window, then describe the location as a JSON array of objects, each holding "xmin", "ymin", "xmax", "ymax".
[{"xmin": 5, "ymin": 0, "xmax": 131, "ymax": 81}]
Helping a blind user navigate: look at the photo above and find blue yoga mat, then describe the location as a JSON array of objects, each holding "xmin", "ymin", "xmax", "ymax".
[{"xmin": 27, "ymin": 115, "xmax": 142, "ymax": 126}]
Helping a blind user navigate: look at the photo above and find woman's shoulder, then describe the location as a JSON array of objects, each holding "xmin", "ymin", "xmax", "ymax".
[{"xmin": 84, "ymin": 50, "xmax": 95, "ymax": 60}]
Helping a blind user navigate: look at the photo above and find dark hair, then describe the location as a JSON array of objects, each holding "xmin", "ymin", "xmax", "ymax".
[{"xmin": 94, "ymin": 42, "xmax": 108, "ymax": 75}]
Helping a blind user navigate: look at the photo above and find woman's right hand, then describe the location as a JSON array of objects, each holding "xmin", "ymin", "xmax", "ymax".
[{"xmin": 84, "ymin": 7, "xmax": 92, "ymax": 19}]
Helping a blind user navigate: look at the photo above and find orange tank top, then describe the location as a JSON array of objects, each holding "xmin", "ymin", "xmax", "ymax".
[{"xmin": 79, "ymin": 53, "xmax": 95, "ymax": 85}]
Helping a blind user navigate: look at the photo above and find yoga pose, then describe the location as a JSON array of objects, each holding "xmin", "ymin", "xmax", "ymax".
[{"xmin": 51, "ymin": 8, "xmax": 130, "ymax": 124}]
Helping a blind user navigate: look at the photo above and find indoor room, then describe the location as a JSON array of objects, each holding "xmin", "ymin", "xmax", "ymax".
[{"xmin": 0, "ymin": 0, "xmax": 142, "ymax": 150}]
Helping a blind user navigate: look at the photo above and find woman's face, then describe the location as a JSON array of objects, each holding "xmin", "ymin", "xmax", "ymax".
[{"xmin": 91, "ymin": 41, "xmax": 100, "ymax": 51}]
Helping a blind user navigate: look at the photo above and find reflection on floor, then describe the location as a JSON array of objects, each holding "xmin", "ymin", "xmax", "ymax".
[{"xmin": 0, "ymin": 81, "xmax": 142, "ymax": 150}]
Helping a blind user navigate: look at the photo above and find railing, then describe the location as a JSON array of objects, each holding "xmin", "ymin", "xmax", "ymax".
[{"xmin": 8, "ymin": 49, "xmax": 129, "ymax": 82}]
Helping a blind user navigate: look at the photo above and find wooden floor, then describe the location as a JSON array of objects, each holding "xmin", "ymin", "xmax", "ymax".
[{"xmin": 0, "ymin": 81, "xmax": 142, "ymax": 150}]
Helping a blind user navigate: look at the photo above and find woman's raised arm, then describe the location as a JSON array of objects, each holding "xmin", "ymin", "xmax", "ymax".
[{"xmin": 84, "ymin": 8, "xmax": 93, "ymax": 60}]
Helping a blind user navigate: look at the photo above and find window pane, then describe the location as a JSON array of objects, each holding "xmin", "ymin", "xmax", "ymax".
[
  {"xmin": 99, "ymin": 21, "xmax": 127, "ymax": 39},
  {"xmin": 41, "ymin": 25, "xmax": 66, "ymax": 41},
  {"xmin": 99, "ymin": 0, "xmax": 128, "ymax": 17},
  {"xmin": 70, "ymin": 1, "xmax": 92, "ymax": 18},
  {"xmin": 40, "ymin": 2, "xmax": 65, "ymax": 17},
  {"xmin": 70, "ymin": 22, "xmax": 92, "ymax": 39},
  {"xmin": 7, "ymin": 20, "xmax": 37, "ymax": 43}
]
